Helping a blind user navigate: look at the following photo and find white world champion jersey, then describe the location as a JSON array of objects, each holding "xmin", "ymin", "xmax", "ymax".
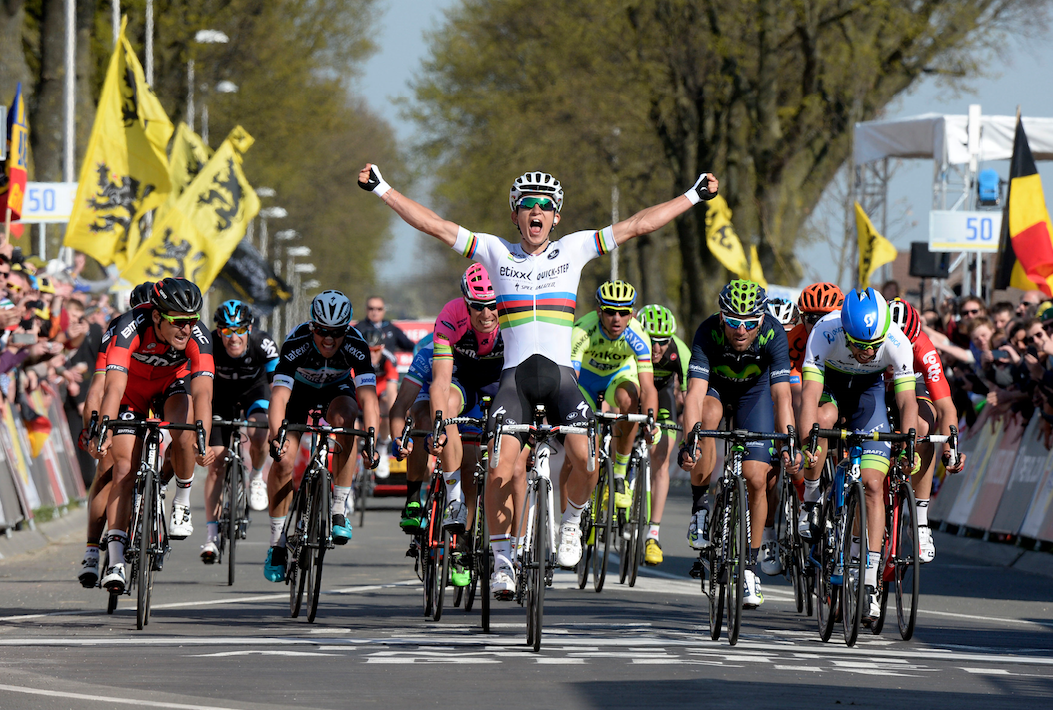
[{"xmin": 452, "ymin": 226, "xmax": 618, "ymax": 369}]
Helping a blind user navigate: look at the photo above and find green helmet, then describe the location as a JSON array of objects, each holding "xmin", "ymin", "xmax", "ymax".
[
  {"xmin": 637, "ymin": 304, "xmax": 677, "ymax": 338},
  {"xmin": 596, "ymin": 280, "xmax": 637, "ymax": 308},
  {"xmin": 718, "ymin": 279, "xmax": 767, "ymax": 317}
]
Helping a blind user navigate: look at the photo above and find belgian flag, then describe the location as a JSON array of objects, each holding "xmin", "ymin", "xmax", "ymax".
[{"xmin": 995, "ymin": 117, "xmax": 1053, "ymax": 295}]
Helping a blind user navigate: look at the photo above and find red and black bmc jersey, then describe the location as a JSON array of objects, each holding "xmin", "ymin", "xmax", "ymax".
[{"xmin": 105, "ymin": 308, "xmax": 215, "ymax": 381}]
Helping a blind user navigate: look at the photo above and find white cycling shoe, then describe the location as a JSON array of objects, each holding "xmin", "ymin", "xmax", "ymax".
[
  {"xmin": 759, "ymin": 540, "xmax": 783, "ymax": 575},
  {"xmin": 557, "ymin": 522, "xmax": 583, "ymax": 568},
  {"xmin": 490, "ymin": 565, "xmax": 516, "ymax": 601},
  {"xmin": 743, "ymin": 569, "xmax": 764, "ymax": 608},
  {"xmin": 249, "ymin": 478, "xmax": 269, "ymax": 511},
  {"xmin": 687, "ymin": 509, "xmax": 711, "ymax": 550},
  {"xmin": 170, "ymin": 503, "xmax": 193, "ymax": 539},
  {"xmin": 918, "ymin": 525, "xmax": 936, "ymax": 563}
]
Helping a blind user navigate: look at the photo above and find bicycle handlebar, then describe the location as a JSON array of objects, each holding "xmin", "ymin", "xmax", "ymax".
[
  {"xmin": 211, "ymin": 419, "xmax": 269, "ymax": 429},
  {"xmin": 492, "ymin": 415, "xmax": 595, "ymax": 472},
  {"xmin": 808, "ymin": 424, "xmax": 918, "ymax": 469},
  {"xmin": 272, "ymin": 419, "xmax": 376, "ymax": 462}
]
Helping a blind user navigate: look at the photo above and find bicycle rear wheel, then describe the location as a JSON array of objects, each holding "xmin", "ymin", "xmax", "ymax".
[
  {"xmin": 429, "ymin": 483, "xmax": 447, "ymax": 621},
  {"xmin": 726, "ymin": 476, "xmax": 747, "ymax": 646},
  {"xmin": 527, "ymin": 479, "xmax": 549, "ymax": 652},
  {"xmin": 842, "ymin": 480, "xmax": 867, "ymax": 647},
  {"xmin": 136, "ymin": 472, "xmax": 154, "ymax": 631},
  {"xmin": 226, "ymin": 458, "xmax": 242, "ymax": 586},
  {"xmin": 815, "ymin": 496, "xmax": 837, "ymax": 642},
  {"xmin": 707, "ymin": 488, "xmax": 725, "ymax": 641},
  {"xmin": 306, "ymin": 471, "xmax": 330, "ymax": 623},
  {"xmin": 437, "ymin": 528, "xmax": 452, "ymax": 620},
  {"xmin": 873, "ymin": 484, "xmax": 893, "ymax": 636},
  {"xmin": 895, "ymin": 481, "xmax": 920, "ymax": 640},
  {"xmin": 288, "ymin": 488, "xmax": 308, "ymax": 618},
  {"xmin": 628, "ymin": 459, "xmax": 648, "ymax": 587},
  {"xmin": 576, "ymin": 499, "xmax": 593, "ymax": 589},
  {"xmin": 593, "ymin": 457, "xmax": 614, "ymax": 592}
]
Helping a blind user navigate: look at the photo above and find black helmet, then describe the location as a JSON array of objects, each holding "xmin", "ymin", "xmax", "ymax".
[
  {"xmin": 130, "ymin": 281, "xmax": 155, "ymax": 308},
  {"xmin": 362, "ymin": 328, "xmax": 384, "ymax": 348},
  {"xmin": 151, "ymin": 277, "xmax": 203, "ymax": 314}
]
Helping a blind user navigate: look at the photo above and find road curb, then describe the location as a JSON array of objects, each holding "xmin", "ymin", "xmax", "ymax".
[
  {"xmin": 0, "ymin": 506, "xmax": 86, "ymax": 561},
  {"xmin": 934, "ymin": 529, "xmax": 1053, "ymax": 579}
]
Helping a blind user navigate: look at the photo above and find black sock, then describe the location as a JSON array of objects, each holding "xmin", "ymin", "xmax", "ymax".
[
  {"xmin": 691, "ymin": 485, "xmax": 707, "ymax": 513},
  {"xmin": 406, "ymin": 480, "xmax": 423, "ymax": 506},
  {"xmin": 749, "ymin": 547, "xmax": 760, "ymax": 572}
]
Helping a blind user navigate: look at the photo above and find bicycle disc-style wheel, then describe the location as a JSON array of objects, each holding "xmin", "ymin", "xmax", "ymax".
[
  {"xmin": 815, "ymin": 497, "xmax": 837, "ymax": 642},
  {"xmin": 576, "ymin": 500, "xmax": 593, "ymax": 590},
  {"xmin": 726, "ymin": 475, "xmax": 747, "ymax": 646},
  {"xmin": 226, "ymin": 459, "xmax": 242, "ymax": 587},
  {"xmin": 707, "ymin": 499, "xmax": 724, "ymax": 641},
  {"xmin": 306, "ymin": 473, "xmax": 330, "ymax": 623},
  {"xmin": 136, "ymin": 473, "xmax": 155, "ymax": 631},
  {"xmin": 593, "ymin": 458, "xmax": 614, "ymax": 593},
  {"xmin": 895, "ymin": 481, "xmax": 920, "ymax": 640},
  {"xmin": 527, "ymin": 480, "xmax": 549, "ymax": 652},
  {"xmin": 842, "ymin": 480, "xmax": 867, "ymax": 647}
]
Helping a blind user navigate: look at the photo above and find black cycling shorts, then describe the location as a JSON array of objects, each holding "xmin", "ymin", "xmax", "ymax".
[
  {"xmin": 112, "ymin": 377, "xmax": 188, "ymax": 437},
  {"xmin": 658, "ymin": 380, "xmax": 679, "ymax": 422},
  {"xmin": 285, "ymin": 381, "xmax": 356, "ymax": 427},
  {"xmin": 486, "ymin": 354, "xmax": 591, "ymax": 444},
  {"xmin": 209, "ymin": 380, "xmax": 271, "ymax": 446},
  {"xmin": 706, "ymin": 378, "xmax": 775, "ymax": 464}
]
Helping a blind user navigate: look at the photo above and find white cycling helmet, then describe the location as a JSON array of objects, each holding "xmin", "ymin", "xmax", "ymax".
[
  {"xmin": 310, "ymin": 290, "xmax": 352, "ymax": 330},
  {"xmin": 509, "ymin": 171, "xmax": 564, "ymax": 213},
  {"xmin": 766, "ymin": 297, "xmax": 800, "ymax": 327}
]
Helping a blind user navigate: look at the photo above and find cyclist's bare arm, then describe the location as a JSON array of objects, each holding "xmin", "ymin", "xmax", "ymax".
[
  {"xmin": 798, "ymin": 377, "xmax": 825, "ymax": 458},
  {"xmin": 83, "ymin": 371, "xmax": 105, "ymax": 430},
  {"xmin": 389, "ymin": 380, "xmax": 421, "ymax": 443},
  {"xmin": 190, "ymin": 376, "xmax": 215, "ymax": 464},
  {"xmin": 356, "ymin": 384, "xmax": 382, "ymax": 446},
  {"xmin": 639, "ymin": 370, "xmax": 659, "ymax": 423},
  {"xmin": 772, "ymin": 381, "xmax": 795, "ymax": 438},
  {"xmin": 267, "ymin": 385, "xmax": 292, "ymax": 448},
  {"xmin": 894, "ymin": 387, "xmax": 919, "ymax": 443},
  {"xmin": 358, "ymin": 164, "xmax": 459, "ymax": 246},
  {"xmin": 611, "ymin": 174, "xmax": 718, "ymax": 246}
]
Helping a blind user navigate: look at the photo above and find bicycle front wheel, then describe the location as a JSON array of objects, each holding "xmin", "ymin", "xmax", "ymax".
[
  {"xmin": 288, "ymin": 488, "xmax": 308, "ymax": 618},
  {"xmin": 576, "ymin": 499, "xmax": 593, "ymax": 590},
  {"xmin": 226, "ymin": 458, "xmax": 242, "ymax": 586},
  {"xmin": 136, "ymin": 472, "xmax": 155, "ymax": 631},
  {"xmin": 726, "ymin": 475, "xmax": 747, "ymax": 646},
  {"xmin": 627, "ymin": 460, "xmax": 648, "ymax": 587},
  {"xmin": 895, "ymin": 480, "xmax": 920, "ymax": 640},
  {"xmin": 527, "ymin": 479, "xmax": 549, "ymax": 652},
  {"xmin": 842, "ymin": 479, "xmax": 867, "ymax": 647},
  {"xmin": 815, "ymin": 496, "xmax": 837, "ymax": 642},
  {"xmin": 707, "ymin": 499, "xmax": 724, "ymax": 641},
  {"xmin": 306, "ymin": 471, "xmax": 331, "ymax": 623},
  {"xmin": 593, "ymin": 457, "xmax": 614, "ymax": 592}
]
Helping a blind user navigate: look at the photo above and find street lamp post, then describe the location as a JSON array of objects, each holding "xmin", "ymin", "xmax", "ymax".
[
  {"xmin": 300, "ymin": 279, "xmax": 320, "ymax": 324},
  {"xmin": 202, "ymin": 80, "xmax": 238, "ymax": 146},
  {"xmin": 292, "ymin": 263, "xmax": 316, "ymax": 331},
  {"xmin": 257, "ymin": 206, "xmax": 286, "ymax": 331},
  {"xmin": 187, "ymin": 29, "xmax": 229, "ymax": 134},
  {"xmin": 272, "ymin": 232, "xmax": 301, "ymax": 337}
]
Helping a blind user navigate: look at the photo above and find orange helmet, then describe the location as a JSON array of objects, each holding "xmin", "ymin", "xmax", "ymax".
[{"xmin": 798, "ymin": 282, "xmax": 844, "ymax": 314}]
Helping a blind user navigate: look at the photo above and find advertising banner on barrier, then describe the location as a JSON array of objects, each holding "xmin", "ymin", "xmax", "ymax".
[
  {"xmin": 1020, "ymin": 449, "xmax": 1053, "ymax": 543},
  {"xmin": 0, "ymin": 403, "xmax": 39, "ymax": 514},
  {"xmin": 946, "ymin": 415, "xmax": 1002, "ymax": 527},
  {"xmin": 931, "ymin": 410, "xmax": 989, "ymax": 523},
  {"xmin": 967, "ymin": 415, "xmax": 1026, "ymax": 531},
  {"xmin": 991, "ymin": 415, "xmax": 1051, "ymax": 535}
]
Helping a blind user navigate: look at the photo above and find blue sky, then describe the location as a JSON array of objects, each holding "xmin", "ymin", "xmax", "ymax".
[{"xmin": 359, "ymin": 2, "xmax": 1053, "ymax": 286}]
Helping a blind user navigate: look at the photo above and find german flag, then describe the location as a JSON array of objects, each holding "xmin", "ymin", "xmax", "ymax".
[{"xmin": 995, "ymin": 117, "xmax": 1053, "ymax": 295}]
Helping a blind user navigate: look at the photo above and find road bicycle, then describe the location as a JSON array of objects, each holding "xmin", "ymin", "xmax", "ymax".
[
  {"xmin": 96, "ymin": 415, "xmax": 207, "ymax": 630},
  {"xmin": 494, "ymin": 405, "xmax": 594, "ymax": 651},
  {"xmin": 773, "ymin": 448, "xmax": 812, "ymax": 617},
  {"xmin": 687, "ymin": 422, "xmax": 795, "ymax": 646},
  {"xmin": 807, "ymin": 425, "xmax": 914, "ymax": 647},
  {"xmin": 212, "ymin": 416, "xmax": 268, "ymax": 586},
  {"xmin": 575, "ymin": 411, "xmax": 620, "ymax": 593},
  {"xmin": 615, "ymin": 411, "xmax": 663, "ymax": 587},
  {"xmin": 872, "ymin": 427, "xmax": 959, "ymax": 640},
  {"xmin": 274, "ymin": 413, "xmax": 375, "ymax": 623}
]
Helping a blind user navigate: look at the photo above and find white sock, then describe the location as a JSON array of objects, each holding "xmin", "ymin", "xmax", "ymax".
[
  {"xmin": 251, "ymin": 466, "xmax": 264, "ymax": 482},
  {"xmin": 561, "ymin": 499, "xmax": 587, "ymax": 527},
  {"xmin": 490, "ymin": 535, "xmax": 512, "ymax": 570},
  {"xmin": 865, "ymin": 551, "xmax": 880, "ymax": 588},
  {"xmin": 206, "ymin": 521, "xmax": 219, "ymax": 542},
  {"xmin": 106, "ymin": 530, "xmax": 127, "ymax": 565},
  {"xmin": 173, "ymin": 474, "xmax": 194, "ymax": 507},
  {"xmin": 916, "ymin": 498, "xmax": 929, "ymax": 527},
  {"xmin": 332, "ymin": 486, "xmax": 351, "ymax": 516},
  {"xmin": 804, "ymin": 478, "xmax": 821, "ymax": 503},
  {"xmin": 269, "ymin": 516, "xmax": 286, "ymax": 547},
  {"xmin": 443, "ymin": 470, "xmax": 463, "ymax": 504},
  {"xmin": 647, "ymin": 524, "xmax": 660, "ymax": 541}
]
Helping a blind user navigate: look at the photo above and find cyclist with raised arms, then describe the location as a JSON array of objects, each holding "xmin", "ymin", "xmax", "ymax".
[
  {"xmin": 359, "ymin": 162, "xmax": 718, "ymax": 599},
  {"xmin": 887, "ymin": 298, "xmax": 966, "ymax": 563},
  {"xmin": 77, "ymin": 281, "xmax": 152, "ymax": 588},
  {"xmin": 263, "ymin": 290, "xmax": 380, "ymax": 581},
  {"xmin": 798, "ymin": 287, "xmax": 919, "ymax": 619},
  {"xmin": 564, "ymin": 280, "xmax": 657, "ymax": 526},
  {"xmin": 636, "ymin": 304, "xmax": 690, "ymax": 565},
  {"xmin": 678, "ymin": 280, "xmax": 796, "ymax": 608},
  {"xmin": 200, "ymin": 300, "xmax": 279, "ymax": 564},
  {"xmin": 91, "ymin": 277, "xmax": 216, "ymax": 593}
]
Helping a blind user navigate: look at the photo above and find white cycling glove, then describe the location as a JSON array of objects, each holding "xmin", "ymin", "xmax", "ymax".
[
  {"xmin": 684, "ymin": 173, "xmax": 716, "ymax": 204},
  {"xmin": 359, "ymin": 164, "xmax": 392, "ymax": 198}
]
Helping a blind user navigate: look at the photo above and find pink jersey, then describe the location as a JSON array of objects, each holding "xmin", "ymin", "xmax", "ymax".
[{"xmin": 433, "ymin": 299, "xmax": 500, "ymax": 363}]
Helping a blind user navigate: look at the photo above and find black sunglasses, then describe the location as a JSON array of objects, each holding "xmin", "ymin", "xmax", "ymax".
[
  {"xmin": 803, "ymin": 313, "xmax": 824, "ymax": 325},
  {"xmin": 467, "ymin": 300, "xmax": 497, "ymax": 313},
  {"xmin": 311, "ymin": 324, "xmax": 345, "ymax": 339}
]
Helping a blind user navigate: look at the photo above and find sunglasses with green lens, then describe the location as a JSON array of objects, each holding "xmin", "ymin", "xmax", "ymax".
[
  {"xmin": 516, "ymin": 196, "xmax": 557, "ymax": 212},
  {"xmin": 160, "ymin": 312, "xmax": 199, "ymax": 328}
]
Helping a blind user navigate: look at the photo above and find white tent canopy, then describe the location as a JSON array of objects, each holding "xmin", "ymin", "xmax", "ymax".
[{"xmin": 854, "ymin": 113, "xmax": 1053, "ymax": 166}]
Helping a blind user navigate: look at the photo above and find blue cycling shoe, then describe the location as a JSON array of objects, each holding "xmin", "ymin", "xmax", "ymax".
[
  {"xmin": 264, "ymin": 546, "xmax": 287, "ymax": 582},
  {"xmin": 332, "ymin": 514, "xmax": 353, "ymax": 545}
]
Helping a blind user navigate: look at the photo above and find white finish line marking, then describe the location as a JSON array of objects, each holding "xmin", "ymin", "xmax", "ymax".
[{"xmin": 0, "ymin": 683, "xmax": 240, "ymax": 710}]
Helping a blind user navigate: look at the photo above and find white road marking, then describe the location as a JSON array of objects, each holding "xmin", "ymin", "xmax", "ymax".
[
  {"xmin": 919, "ymin": 608, "xmax": 1053, "ymax": 629},
  {"xmin": 536, "ymin": 657, "xmax": 586, "ymax": 664},
  {"xmin": 0, "ymin": 683, "xmax": 241, "ymax": 710},
  {"xmin": 962, "ymin": 667, "xmax": 1012, "ymax": 675},
  {"xmin": 186, "ymin": 650, "xmax": 342, "ymax": 657}
]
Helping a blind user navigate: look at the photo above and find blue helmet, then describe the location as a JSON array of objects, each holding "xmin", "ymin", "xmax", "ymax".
[
  {"xmin": 214, "ymin": 299, "xmax": 252, "ymax": 329},
  {"xmin": 841, "ymin": 288, "xmax": 890, "ymax": 343}
]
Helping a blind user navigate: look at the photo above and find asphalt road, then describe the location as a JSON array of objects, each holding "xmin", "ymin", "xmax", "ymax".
[{"xmin": 0, "ymin": 485, "xmax": 1051, "ymax": 710}]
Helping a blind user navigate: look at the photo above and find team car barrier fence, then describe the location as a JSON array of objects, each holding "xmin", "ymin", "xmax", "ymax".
[
  {"xmin": 0, "ymin": 392, "xmax": 87, "ymax": 532},
  {"xmin": 931, "ymin": 406, "xmax": 1053, "ymax": 544}
]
